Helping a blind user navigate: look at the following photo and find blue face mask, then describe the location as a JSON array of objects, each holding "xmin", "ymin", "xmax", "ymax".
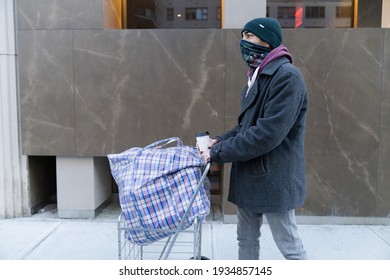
[{"xmin": 240, "ymin": 39, "xmax": 271, "ymax": 69}]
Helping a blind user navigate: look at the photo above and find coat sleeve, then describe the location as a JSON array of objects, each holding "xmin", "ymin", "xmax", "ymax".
[
  {"xmin": 211, "ymin": 69, "xmax": 307, "ymax": 163},
  {"xmin": 215, "ymin": 125, "xmax": 239, "ymax": 142}
]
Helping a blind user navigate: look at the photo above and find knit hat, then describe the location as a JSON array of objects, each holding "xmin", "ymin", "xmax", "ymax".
[{"xmin": 242, "ymin": 18, "xmax": 282, "ymax": 49}]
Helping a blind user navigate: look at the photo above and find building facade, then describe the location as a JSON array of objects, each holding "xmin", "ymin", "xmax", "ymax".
[
  {"xmin": 267, "ymin": 0, "xmax": 353, "ymax": 28},
  {"xmin": 1, "ymin": 0, "xmax": 390, "ymax": 223}
]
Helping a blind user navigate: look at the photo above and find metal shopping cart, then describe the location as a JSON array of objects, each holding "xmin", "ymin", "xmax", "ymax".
[{"xmin": 108, "ymin": 137, "xmax": 211, "ymax": 260}]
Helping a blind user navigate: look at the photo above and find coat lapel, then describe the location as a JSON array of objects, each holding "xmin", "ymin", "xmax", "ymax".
[{"xmin": 239, "ymin": 79, "xmax": 259, "ymax": 120}]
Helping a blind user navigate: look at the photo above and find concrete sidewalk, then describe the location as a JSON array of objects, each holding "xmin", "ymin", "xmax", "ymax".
[{"xmin": 1, "ymin": 203, "xmax": 389, "ymax": 260}]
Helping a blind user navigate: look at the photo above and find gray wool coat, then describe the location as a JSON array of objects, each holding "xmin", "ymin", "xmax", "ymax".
[{"xmin": 210, "ymin": 56, "xmax": 308, "ymax": 213}]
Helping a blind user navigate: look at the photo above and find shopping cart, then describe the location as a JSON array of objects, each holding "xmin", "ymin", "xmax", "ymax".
[{"xmin": 109, "ymin": 137, "xmax": 211, "ymax": 260}]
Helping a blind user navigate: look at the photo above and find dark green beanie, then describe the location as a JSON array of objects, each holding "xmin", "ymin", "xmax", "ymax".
[{"xmin": 242, "ymin": 17, "xmax": 282, "ymax": 49}]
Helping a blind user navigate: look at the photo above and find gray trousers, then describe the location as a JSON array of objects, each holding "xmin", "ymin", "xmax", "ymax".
[{"xmin": 237, "ymin": 207, "xmax": 308, "ymax": 260}]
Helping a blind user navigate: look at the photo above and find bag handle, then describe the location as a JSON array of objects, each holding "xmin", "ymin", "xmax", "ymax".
[
  {"xmin": 143, "ymin": 137, "xmax": 203, "ymax": 166},
  {"xmin": 143, "ymin": 137, "xmax": 183, "ymax": 150},
  {"xmin": 131, "ymin": 137, "xmax": 183, "ymax": 188},
  {"xmin": 133, "ymin": 137, "xmax": 183, "ymax": 173}
]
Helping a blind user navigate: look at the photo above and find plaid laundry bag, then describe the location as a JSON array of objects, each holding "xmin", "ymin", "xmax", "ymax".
[{"xmin": 107, "ymin": 137, "xmax": 210, "ymax": 245}]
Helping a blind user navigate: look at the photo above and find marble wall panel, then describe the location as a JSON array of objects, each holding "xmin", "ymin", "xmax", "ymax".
[
  {"xmin": 18, "ymin": 30, "xmax": 76, "ymax": 155},
  {"xmin": 284, "ymin": 29, "xmax": 383, "ymax": 216},
  {"xmin": 377, "ymin": 29, "xmax": 390, "ymax": 217},
  {"xmin": 16, "ymin": 0, "xmax": 104, "ymax": 30},
  {"xmin": 17, "ymin": 26, "xmax": 390, "ymax": 217},
  {"xmin": 224, "ymin": 30, "xmax": 246, "ymax": 129},
  {"xmin": 73, "ymin": 29, "xmax": 225, "ymax": 156}
]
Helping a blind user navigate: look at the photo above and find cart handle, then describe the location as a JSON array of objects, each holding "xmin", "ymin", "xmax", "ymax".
[{"xmin": 143, "ymin": 137, "xmax": 183, "ymax": 150}]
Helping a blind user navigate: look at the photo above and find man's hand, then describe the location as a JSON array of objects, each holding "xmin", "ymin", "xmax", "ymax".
[
  {"xmin": 208, "ymin": 138, "xmax": 218, "ymax": 149},
  {"xmin": 201, "ymin": 138, "xmax": 218, "ymax": 164},
  {"xmin": 202, "ymin": 149, "xmax": 211, "ymax": 164}
]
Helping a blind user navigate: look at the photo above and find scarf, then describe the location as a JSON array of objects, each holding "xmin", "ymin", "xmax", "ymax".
[
  {"xmin": 240, "ymin": 39, "xmax": 271, "ymax": 78},
  {"xmin": 240, "ymin": 40, "xmax": 293, "ymax": 80}
]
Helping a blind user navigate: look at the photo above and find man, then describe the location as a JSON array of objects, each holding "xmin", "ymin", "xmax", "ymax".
[{"xmin": 203, "ymin": 17, "xmax": 308, "ymax": 260}]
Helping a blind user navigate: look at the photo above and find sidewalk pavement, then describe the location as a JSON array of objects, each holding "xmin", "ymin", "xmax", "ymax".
[{"xmin": 1, "ymin": 202, "xmax": 389, "ymax": 260}]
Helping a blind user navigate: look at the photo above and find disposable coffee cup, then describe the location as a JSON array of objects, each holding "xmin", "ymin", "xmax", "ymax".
[{"xmin": 195, "ymin": 131, "xmax": 210, "ymax": 153}]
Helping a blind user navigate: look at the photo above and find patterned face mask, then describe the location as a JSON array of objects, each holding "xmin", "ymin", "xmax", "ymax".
[{"xmin": 240, "ymin": 39, "xmax": 271, "ymax": 69}]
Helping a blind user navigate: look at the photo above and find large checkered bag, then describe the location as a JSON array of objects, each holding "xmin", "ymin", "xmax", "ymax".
[{"xmin": 107, "ymin": 137, "xmax": 210, "ymax": 245}]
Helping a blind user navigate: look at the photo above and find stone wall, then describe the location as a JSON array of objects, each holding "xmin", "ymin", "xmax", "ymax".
[{"xmin": 16, "ymin": 0, "xmax": 390, "ymax": 219}]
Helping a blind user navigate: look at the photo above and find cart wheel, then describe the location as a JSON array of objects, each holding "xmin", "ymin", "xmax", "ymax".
[{"xmin": 189, "ymin": 256, "xmax": 210, "ymax": 260}]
